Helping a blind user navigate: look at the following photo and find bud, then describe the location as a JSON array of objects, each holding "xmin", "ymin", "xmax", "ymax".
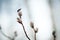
[
  {"xmin": 30, "ymin": 21, "xmax": 34, "ymax": 28},
  {"xmin": 17, "ymin": 8, "xmax": 21, "ymax": 12},
  {"xmin": 17, "ymin": 18, "xmax": 22, "ymax": 24},
  {"xmin": 18, "ymin": 12, "xmax": 22, "ymax": 18},
  {"xmin": 35, "ymin": 28, "xmax": 38, "ymax": 33},
  {"xmin": 14, "ymin": 31, "xmax": 17, "ymax": 37}
]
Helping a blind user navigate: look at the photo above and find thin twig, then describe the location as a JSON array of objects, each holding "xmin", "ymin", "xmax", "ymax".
[
  {"xmin": 0, "ymin": 30, "xmax": 17, "ymax": 40},
  {"xmin": 17, "ymin": 8, "xmax": 31, "ymax": 40},
  {"xmin": 17, "ymin": 18, "xmax": 31, "ymax": 40},
  {"xmin": 0, "ymin": 26, "xmax": 17, "ymax": 40},
  {"xmin": 0, "ymin": 30, "xmax": 12, "ymax": 40},
  {"xmin": 30, "ymin": 21, "xmax": 38, "ymax": 40},
  {"xmin": 33, "ymin": 29, "xmax": 36, "ymax": 40},
  {"xmin": 21, "ymin": 23, "xmax": 31, "ymax": 40}
]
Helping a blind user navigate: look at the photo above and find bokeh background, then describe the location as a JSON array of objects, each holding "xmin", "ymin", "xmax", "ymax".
[{"xmin": 0, "ymin": 0, "xmax": 60, "ymax": 40}]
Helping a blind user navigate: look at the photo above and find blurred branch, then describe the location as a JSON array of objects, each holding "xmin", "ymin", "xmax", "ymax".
[
  {"xmin": 0, "ymin": 25, "xmax": 17, "ymax": 40},
  {"xmin": 49, "ymin": 0, "xmax": 56, "ymax": 40}
]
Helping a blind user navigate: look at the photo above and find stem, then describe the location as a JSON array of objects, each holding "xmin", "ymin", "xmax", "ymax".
[
  {"xmin": 33, "ymin": 29, "xmax": 36, "ymax": 40},
  {"xmin": 34, "ymin": 32, "xmax": 36, "ymax": 40},
  {"xmin": 21, "ymin": 23, "xmax": 31, "ymax": 40}
]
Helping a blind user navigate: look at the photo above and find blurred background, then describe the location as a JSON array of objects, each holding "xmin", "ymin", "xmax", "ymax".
[{"xmin": 0, "ymin": 0, "xmax": 60, "ymax": 40}]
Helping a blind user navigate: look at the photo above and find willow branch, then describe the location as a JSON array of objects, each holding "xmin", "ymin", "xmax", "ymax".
[
  {"xmin": 21, "ymin": 23, "xmax": 31, "ymax": 40},
  {"xmin": 17, "ymin": 8, "xmax": 31, "ymax": 40},
  {"xmin": 17, "ymin": 18, "xmax": 31, "ymax": 40},
  {"xmin": 0, "ymin": 30, "xmax": 12, "ymax": 40}
]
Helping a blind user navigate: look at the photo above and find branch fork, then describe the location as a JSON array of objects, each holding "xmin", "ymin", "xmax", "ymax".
[{"xmin": 17, "ymin": 8, "xmax": 38, "ymax": 40}]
